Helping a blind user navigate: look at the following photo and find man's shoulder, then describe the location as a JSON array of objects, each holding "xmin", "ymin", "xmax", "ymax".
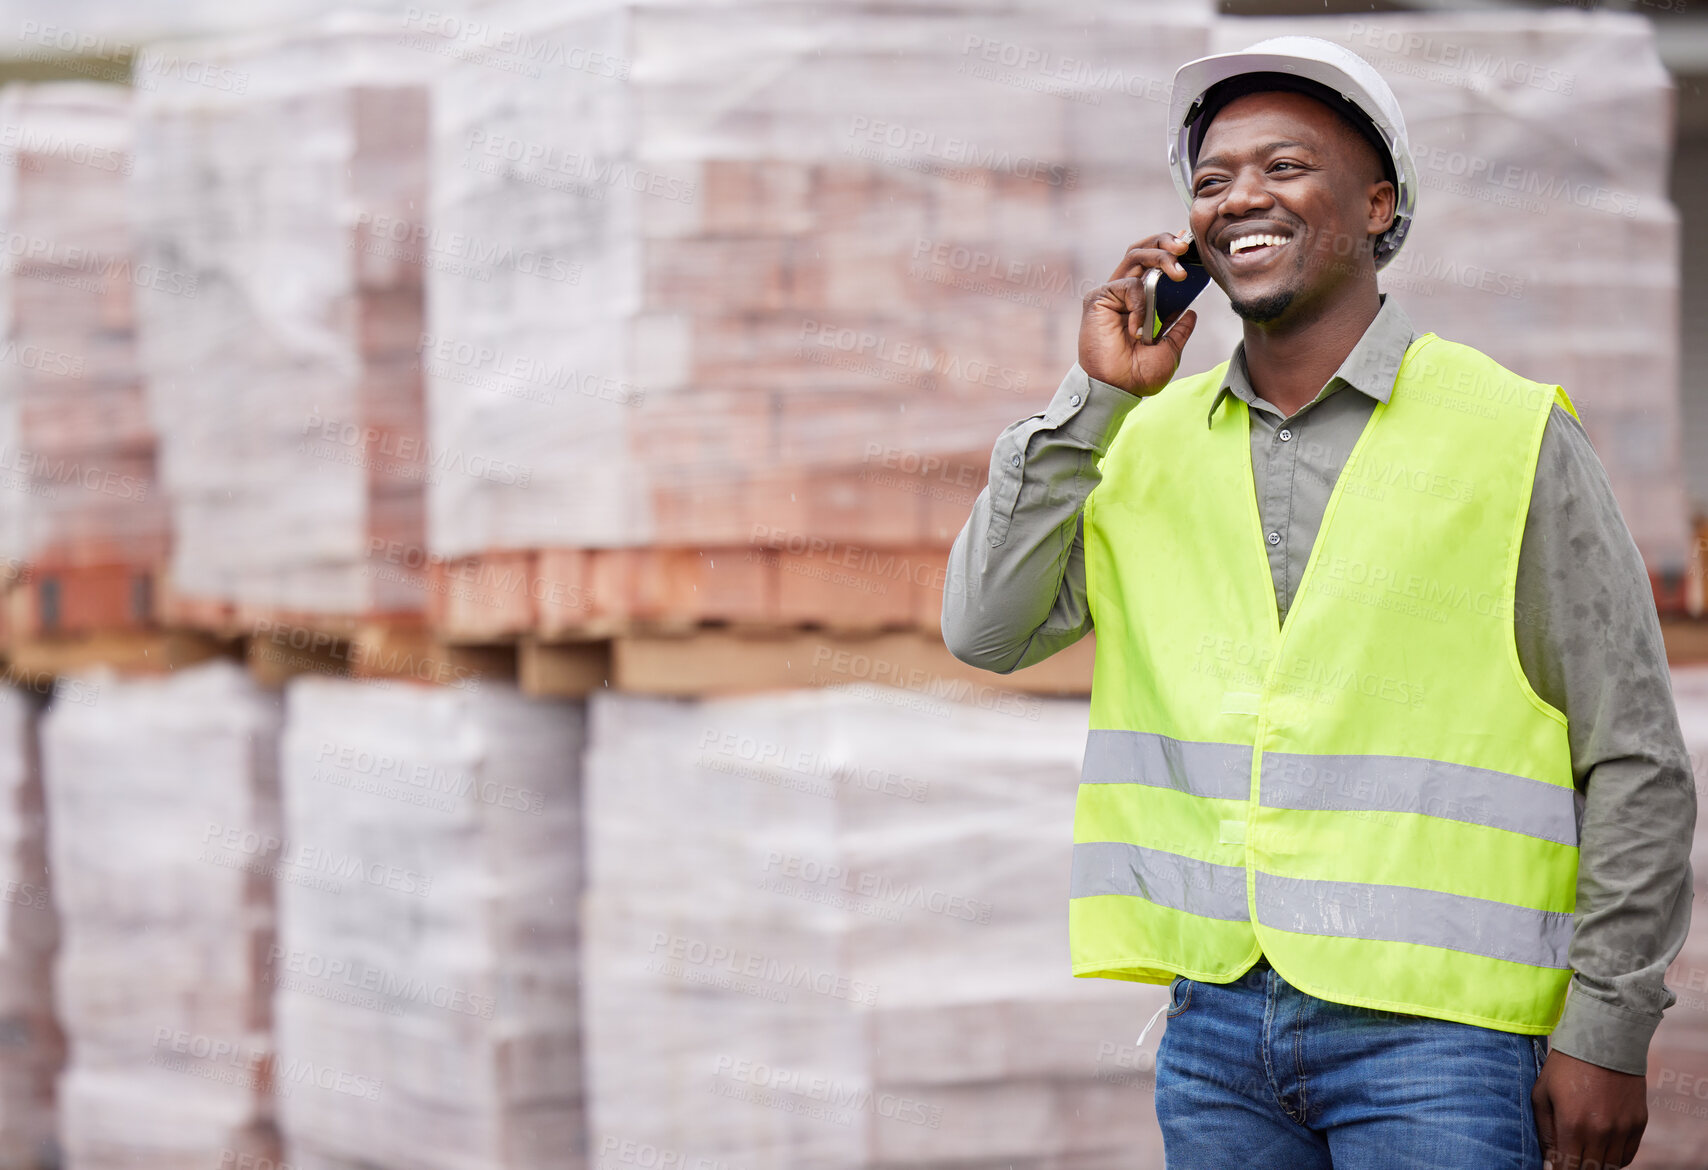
[
  {"xmin": 1404, "ymin": 332, "xmax": 1557, "ymax": 391},
  {"xmin": 1402, "ymin": 332, "xmax": 1572, "ymax": 417}
]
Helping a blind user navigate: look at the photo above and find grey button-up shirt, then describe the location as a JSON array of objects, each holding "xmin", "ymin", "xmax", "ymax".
[{"xmin": 942, "ymin": 293, "xmax": 1696, "ymax": 1076}]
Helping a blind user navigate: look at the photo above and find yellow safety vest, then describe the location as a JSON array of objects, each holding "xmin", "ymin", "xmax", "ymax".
[{"xmin": 1073, "ymin": 332, "xmax": 1580, "ymax": 1034}]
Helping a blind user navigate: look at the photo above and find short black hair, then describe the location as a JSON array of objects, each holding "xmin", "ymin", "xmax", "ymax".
[{"xmin": 1187, "ymin": 71, "xmax": 1396, "ymax": 191}]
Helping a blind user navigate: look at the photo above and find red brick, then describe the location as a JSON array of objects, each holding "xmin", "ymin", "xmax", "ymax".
[
  {"xmin": 645, "ymin": 238, "xmax": 791, "ymax": 313},
  {"xmin": 701, "ymin": 159, "xmax": 814, "ymax": 236},
  {"xmin": 534, "ymin": 548, "xmax": 594, "ymax": 638},
  {"xmin": 427, "ymin": 552, "xmax": 537, "ymax": 639},
  {"xmin": 773, "ymin": 544, "xmax": 918, "ymax": 629},
  {"xmin": 14, "ymin": 563, "xmax": 156, "ymax": 637}
]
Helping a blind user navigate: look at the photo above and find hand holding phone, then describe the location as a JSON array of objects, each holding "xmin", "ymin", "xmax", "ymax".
[
  {"xmin": 1142, "ymin": 229, "xmax": 1212, "ymax": 342},
  {"xmin": 1077, "ymin": 230, "xmax": 1205, "ymax": 397}
]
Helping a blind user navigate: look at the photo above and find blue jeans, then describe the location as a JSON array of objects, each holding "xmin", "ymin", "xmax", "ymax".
[{"xmin": 1154, "ymin": 956, "xmax": 1549, "ymax": 1169}]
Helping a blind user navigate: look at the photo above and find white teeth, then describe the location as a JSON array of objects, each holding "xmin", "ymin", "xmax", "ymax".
[{"xmin": 1228, "ymin": 232, "xmax": 1289, "ymax": 256}]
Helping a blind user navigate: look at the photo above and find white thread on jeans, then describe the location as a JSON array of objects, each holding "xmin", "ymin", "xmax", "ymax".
[{"xmin": 1136, "ymin": 1000, "xmax": 1170, "ymax": 1049}]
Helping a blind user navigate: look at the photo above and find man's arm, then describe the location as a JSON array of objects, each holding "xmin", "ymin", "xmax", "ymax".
[
  {"xmin": 940, "ymin": 364, "xmax": 1141, "ymax": 673},
  {"xmin": 1519, "ymin": 403, "xmax": 1696, "ymax": 1167},
  {"xmin": 1516, "ymin": 404, "xmax": 1697, "ymax": 1072},
  {"xmin": 943, "ymin": 231, "xmax": 1202, "ymax": 673}
]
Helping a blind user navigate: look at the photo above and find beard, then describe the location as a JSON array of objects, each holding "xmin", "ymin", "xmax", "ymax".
[{"xmin": 1229, "ymin": 286, "xmax": 1296, "ymax": 323}]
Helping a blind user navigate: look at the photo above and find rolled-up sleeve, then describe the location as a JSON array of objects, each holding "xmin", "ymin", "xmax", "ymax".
[{"xmin": 941, "ymin": 363, "xmax": 1141, "ymax": 674}]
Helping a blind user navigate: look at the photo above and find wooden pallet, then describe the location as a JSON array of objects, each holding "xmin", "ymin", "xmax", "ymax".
[
  {"xmin": 0, "ymin": 572, "xmax": 504, "ymax": 692},
  {"xmin": 428, "ymin": 544, "xmax": 953, "ymax": 642},
  {"xmin": 1663, "ymin": 619, "xmax": 1708, "ymax": 667},
  {"xmin": 4, "ymin": 630, "xmax": 233, "ymax": 681},
  {"xmin": 237, "ymin": 613, "xmax": 513, "ymax": 692},
  {"xmin": 590, "ymin": 627, "xmax": 1088, "ymax": 699},
  {"xmin": 7, "ymin": 536, "xmax": 1696, "ymax": 697},
  {"xmin": 1690, "ymin": 517, "xmax": 1708, "ymax": 618}
]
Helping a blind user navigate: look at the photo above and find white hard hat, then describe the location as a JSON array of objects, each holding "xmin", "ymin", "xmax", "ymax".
[{"xmin": 1167, "ymin": 36, "xmax": 1417, "ymax": 270}]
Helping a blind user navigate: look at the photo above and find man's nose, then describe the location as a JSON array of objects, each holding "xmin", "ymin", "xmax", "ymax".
[{"xmin": 1220, "ymin": 166, "xmax": 1274, "ymax": 215}]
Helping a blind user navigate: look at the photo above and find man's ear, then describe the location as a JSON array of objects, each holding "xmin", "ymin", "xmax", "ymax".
[{"xmin": 1367, "ymin": 178, "xmax": 1397, "ymax": 236}]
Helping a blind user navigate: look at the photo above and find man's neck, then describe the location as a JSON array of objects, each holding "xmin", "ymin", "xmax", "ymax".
[{"xmin": 1243, "ymin": 284, "xmax": 1382, "ymax": 418}]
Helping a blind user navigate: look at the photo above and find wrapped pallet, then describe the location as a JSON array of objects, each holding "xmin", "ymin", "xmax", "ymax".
[
  {"xmin": 417, "ymin": 0, "xmax": 1221, "ymax": 631},
  {"xmin": 0, "ymin": 84, "xmax": 166, "ymax": 581},
  {"xmin": 0, "ymin": 685, "xmax": 59, "ymax": 1170},
  {"xmin": 132, "ymin": 72, "xmax": 432, "ymax": 615},
  {"xmin": 42, "ymin": 661, "xmax": 282, "ymax": 1170},
  {"xmin": 583, "ymin": 687, "xmax": 1166, "ymax": 1169},
  {"xmin": 431, "ymin": 0, "xmax": 1219, "ymax": 555},
  {"xmin": 274, "ymin": 676, "xmax": 585, "ymax": 1170},
  {"xmin": 1217, "ymin": 11, "xmax": 1688, "ymax": 573}
]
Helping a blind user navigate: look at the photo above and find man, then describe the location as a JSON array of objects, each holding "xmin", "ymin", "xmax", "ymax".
[{"xmin": 941, "ymin": 35, "xmax": 1696, "ymax": 1170}]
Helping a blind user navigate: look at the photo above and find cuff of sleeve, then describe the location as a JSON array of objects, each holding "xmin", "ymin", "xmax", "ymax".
[
  {"xmin": 1060, "ymin": 365, "xmax": 1144, "ymax": 453},
  {"xmin": 1548, "ymin": 980, "xmax": 1661, "ymax": 1076}
]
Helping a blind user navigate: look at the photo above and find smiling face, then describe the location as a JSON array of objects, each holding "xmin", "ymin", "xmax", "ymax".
[{"xmin": 1188, "ymin": 89, "xmax": 1396, "ymax": 325}]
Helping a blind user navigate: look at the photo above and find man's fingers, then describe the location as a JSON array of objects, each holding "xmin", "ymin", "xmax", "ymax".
[
  {"xmin": 1109, "ymin": 250, "xmax": 1188, "ymax": 283},
  {"xmin": 1606, "ymin": 1119, "xmax": 1644, "ymax": 1169},
  {"xmin": 1614, "ymin": 1115, "xmax": 1646, "ymax": 1168},
  {"xmin": 1085, "ymin": 277, "xmax": 1138, "ymax": 320},
  {"xmin": 1108, "ymin": 233, "xmax": 1191, "ymax": 282},
  {"xmin": 1109, "ymin": 247, "xmax": 1171, "ymax": 283}
]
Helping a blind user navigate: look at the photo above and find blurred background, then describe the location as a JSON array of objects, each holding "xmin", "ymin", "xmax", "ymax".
[{"xmin": 0, "ymin": 0, "xmax": 1697, "ymax": 1167}]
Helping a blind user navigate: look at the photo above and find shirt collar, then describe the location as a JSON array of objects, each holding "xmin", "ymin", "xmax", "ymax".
[{"xmin": 1206, "ymin": 293, "xmax": 1418, "ymax": 428}]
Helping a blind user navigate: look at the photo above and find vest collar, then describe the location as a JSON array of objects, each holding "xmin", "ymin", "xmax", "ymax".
[{"xmin": 1206, "ymin": 293, "xmax": 1419, "ymax": 428}]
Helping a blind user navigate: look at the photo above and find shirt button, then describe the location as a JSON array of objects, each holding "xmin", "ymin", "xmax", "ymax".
[
  {"xmin": 1069, "ymin": 394, "xmax": 1082, "ymax": 407},
  {"xmin": 1278, "ymin": 428, "xmax": 1292, "ymax": 442},
  {"xmin": 1011, "ymin": 455, "xmax": 1022, "ymax": 467},
  {"xmin": 1267, "ymin": 531, "xmax": 1281, "ymax": 546}
]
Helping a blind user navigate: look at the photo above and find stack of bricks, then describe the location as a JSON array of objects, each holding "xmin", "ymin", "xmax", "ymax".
[
  {"xmin": 422, "ymin": 1, "xmax": 1223, "ymax": 639},
  {"xmin": 1222, "ymin": 12, "xmax": 1689, "ymax": 576},
  {"xmin": 582, "ymin": 687, "xmax": 1167, "ymax": 1169},
  {"xmin": 132, "ymin": 75, "xmax": 433, "ymax": 620},
  {"xmin": 273, "ymin": 676, "xmax": 587, "ymax": 1170},
  {"xmin": 0, "ymin": 84, "xmax": 169, "ymax": 638},
  {"xmin": 42, "ymin": 662, "xmax": 282, "ymax": 1170},
  {"xmin": 0, "ymin": 686, "xmax": 60, "ymax": 1170}
]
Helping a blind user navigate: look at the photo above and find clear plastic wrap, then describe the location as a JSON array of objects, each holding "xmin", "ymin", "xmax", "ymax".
[
  {"xmin": 132, "ymin": 70, "xmax": 432, "ymax": 612},
  {"xmin": 41, "ymin": 661, "xmax": 282, "ymax": 1170},
  {"xmin": 582, "ymin": 686, "xmax": 1166, "ymax": 1169},
  {"xmin": 423, "ymin": 2, "xmax": 1219, "ymax": 556},
  {"xmin": 0, "ymin": 83, "xmax": 166, "ymax": 570},
  {"xmin": 275, "ymin": 676, "xmax": 585, "ymax": 1170}
]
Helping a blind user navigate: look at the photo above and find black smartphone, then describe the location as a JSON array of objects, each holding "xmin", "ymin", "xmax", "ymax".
[{"xmin": 1142, "ymin": 231, "xmax": 1212, "ymax": 341}]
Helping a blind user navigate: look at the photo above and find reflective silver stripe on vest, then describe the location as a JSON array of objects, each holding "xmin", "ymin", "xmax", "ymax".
[
  {"xmin": 1070, "ymin": 841, "xmax": 1249, "ymax": 921},
  {"xmin": 1260, "ymin": 751, "xmax": 1579, "ymax": 846},
  {"xmin": 1081, "ymin": 731, "xmax": 1252, "ymax": 801},
  {"xmin": 1254, "ymin": 871, "xmax": 1573, "ymax": 969}
]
